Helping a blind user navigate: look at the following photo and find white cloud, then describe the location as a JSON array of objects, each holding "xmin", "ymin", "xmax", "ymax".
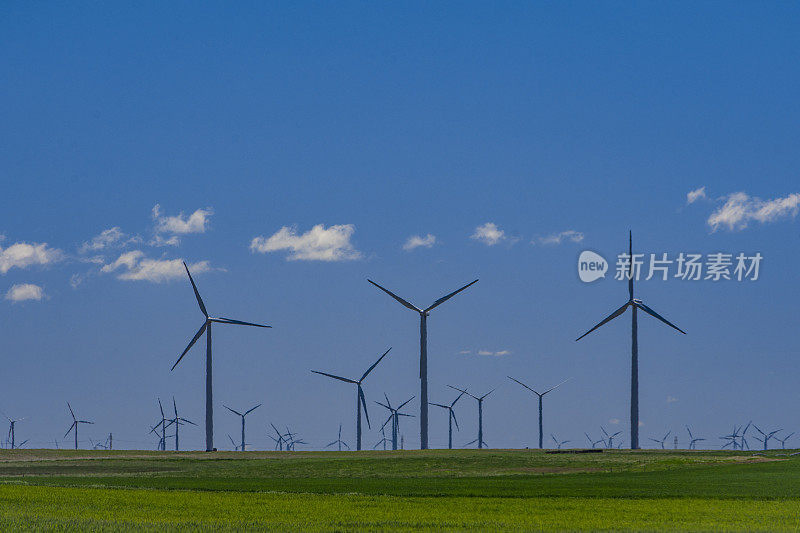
[
  {"xmin": 708, "ymin": 191, "xmax": 800, "ymax": 231},
  {"xmin": 250, "ymin": 224, "xmax": 362, "ymax": 261},
  {"xmin": 150, "ymin": 234, "xmax": 180, "ymax": 247},
  {"xmin": 70, "ymin": 274, "xmax": 83, "ymax": 289},
  {"xmin": 0, "ymin": 242, "xmax": 63, "ymax": 274},
  {"xmin": 458, "ymin": 350, "xmax": 471, "ymax": 355},
  {"xmin": 609, "ymin": 418, "xmax": 620, "ymax": 425},
  {"xmin": 476, "ymin": 349, "xmax": 511, "ymax": 357},
  {"xmin": 102, "ymin": 250, "xmax": 210, "ymax": 282},
  {"xmin": 536, "ymin": 230, "xmax": 585, "ymax": 245},
  {"xmin": 470, "ymin": 223, "xmax": 506, "ymax": 246},
  {"xmin": 80, "ymin": 227, "xmax": 140, "ymax": 253},
  {"xmin": 152, "ymin": 204, "xmax": 213, "ymax": 236},
  {"xmin": 5, "ymin": 283, "xmax": 44, "ymax": 302},
  {"xmin": 686, "ymin": 187, "xmax": 706, "ymax": 204},
  {"xmin": 403, "ymin": 234, "xmax": 437, "ymax": 251},
  {"xmin": 666, "ymin": 395, "xmax": 678, "ymax": 404}
]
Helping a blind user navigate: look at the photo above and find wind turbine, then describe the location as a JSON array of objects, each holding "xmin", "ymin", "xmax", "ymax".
[
  {"xmin": 325, "ymin": 424, "xmax": 350, "ymax": 451},
  {"xmin": 170, "ymin": 262, "xmax": 271, "ymax": 452},
  {"xmin": 150, "ymin": 398, "xmax": 169, "ymax": 451},
  {"xmin": 224, "ymin": 403, "xmax": 261, "ymax": 453},
  {"xmin": 601, "ymin": 427, "xmax": 621, "ymax": 449},
  {"xmin": 269, "ymin": 423, "xmax": 286, "ymax": 451},
  {"xmin": 449, "ymin": 386, "xmax": 495, "ymax": 449},
  {"xmin": 430, "ymin": 389, "xmax": 466, "ymax": 450},
  {"xmin": 776, "ymin": 432, "xmax": 795, "ymax": 449},
  {"xmin": 648, "ymin": 430, "xmax": 671, "ymax": 449},
  {"xmin": 167, "ymin": 397, "xmax": 196, "ymax": 451},
  {"xmin": 374, "ymin": 426, "xmax": 390, "ymax": 450},
  {"xmin": 686, "ymin": 426, "xmax": 705, "ymax": 450},
  {"xmin": 585, "ymin": 432, "xmax": 605, "ymax": 449},
  {"xmin": 507, "ymin": 376, "xmax": 570, "ymax": 449},
  {"xmin": 227, "ymin": 434, "xmax": 240, "ymax": 451},
  {"xmin": 312, "ymin": 347, "xmax": 392, "ymax": 450},
  {"xmin": 551, "ymin": 434, "xmax": 570, "ymax": 450},
  {"xmin": 368, "ymin": 278, "xmax": 478, "ymax": 449},
  {"xmin": 376, "ymin": 394, "xmax": 415, "ymax": 451},
  {"xmin": 64, "ymin": 403, "xmax": 93, "ymax": 450},
  {"xmin": 752, "ymin": 425, "xmax": 781, "ymax": 450},
  {"xmin": 576, "ymin": 232, "xmax": 686, "ymax": 449},
  {"xmin": 4, "ymin": 415, "xmax": 25, "ymax": 450}
]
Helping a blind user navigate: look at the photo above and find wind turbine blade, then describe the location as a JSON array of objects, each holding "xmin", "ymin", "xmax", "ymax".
[
  {"xmin": 64, "ymin": 422, "xmax": 76, "ymax": 438},
  {"xmin": 375, "ymin": 401, "xmax": 392, "ymax": 411},
  {"xmin": 179, "ymin": 418, "xmax": 197, "ymax": 426},
  {"xmin": 424, "ymin": 279, "xmax": 479, "ymax": 312},
  {"xmin": 80, "ymin": 421, "xmax": 94, "ymax": 424},
  {"xmin": 359, "ymin": 387, "xmax": 371, "ymax": 429},
  {"xmin": 396, "ymin": 396, "xmax": 415, "ymax": 411},
  {"xmin": 633, "ymin": 302, "xmax": 686, "ymax": 334},
  {"xmin": 184, "ymin": 262, "xmax": 208, "ymax": 317},
  {"xmin": 451, "ymin": 390, "xmax": 466, "ymax": 407},
  {"xmin": 383, "ymin": 392, "xmax": 393, "ymax": 410},
  {"xmin": 214, "ymin": 317, "xmax": 271, "ymax": 328},
  {"xmin": 543, "ymin": 378, "xmax": 571, "ymax": 395},
  {"xmin": 158, "ymin": 398, "xmax": 165, "ymax": 419},
  {"xmin": 576, "ymin": 302, "xmax": 630, "ymax": 341},
  {"xmin": 381, "ymin": 414, "xmax": 393, "ymax": 430},
  {"xmin": 451, "ymin": 410, "xmax": 460, "ymax": 431},
  {"xmin": 628, "ymin": 231, "xmax": 634, "ymax": 300},
  {"xmin": 429, "ymin": 402, "xmax": 448, "ymax": 409},
  {"xmin": 325, "ymin": 441, "xmax": 337, "ymax": 448},
  {"xmin": 171, "ymin": 321, "xmax": 208, "ymax": 371},
  {"xmin": 507, "ymin": 376, "xmax": 538, "ymax": 395},
  {"xmin": 342, "ymin": 441, "xmax": 350, "ymax": 450},
  {"xmin": 360, "ymin": 347, "xmax": 392, "ymax": 382},
  {"xmin": 480, "ymin": 388, "xmax": 497, "ymax": 400},
  {"xmin": 465, "ymin": 438, "xmax": 478, "ymax": 446},
  {"xmin": 311, "ymin": 370, "xmax": 358, "ymax": 384},
  {"xmin": 367, "ymin": 280, "xmax": 421, "ymax": 312},
  {"xmin": 447, "ymin": 385, "xmax": 478, "ymax": 400},
  {"xmin": 173, "ymin": 396, "xmax": 178, "ymax": 418},
  {"xmin": 67, "ymin": 403, "xmax": 76, "ymax": 421},
  {"xmin": 244, "ymin": 404, "xmax": 262, "ymax": 416},
  {"xmin": 224, "ymin": 405, "xmax": 243, "ymax": 417}
]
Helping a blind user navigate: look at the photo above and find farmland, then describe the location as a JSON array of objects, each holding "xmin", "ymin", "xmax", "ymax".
[{"xmin": 0, "ymin": 448, "xmax": 798, "ymax": 531}]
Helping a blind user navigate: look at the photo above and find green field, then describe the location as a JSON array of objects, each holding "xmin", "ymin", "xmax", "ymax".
[{"xmin": 0, "ymin": 448, "xmax": 798, "ymax": 531}]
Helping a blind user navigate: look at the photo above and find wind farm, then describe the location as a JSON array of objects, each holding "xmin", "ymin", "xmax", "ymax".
[{"xmin": 4, "ymin": 4, "xmax": 800, "ymax": 530}]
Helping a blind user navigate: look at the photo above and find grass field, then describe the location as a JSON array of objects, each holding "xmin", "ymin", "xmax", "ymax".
[{"xmin": 0, "ymin": 448, "xmax": 799, "ymax": 531}]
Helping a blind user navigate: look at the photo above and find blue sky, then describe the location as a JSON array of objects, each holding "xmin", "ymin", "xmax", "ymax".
[{"xmin": 1, "ymin": 2, "xmax": 799, "ymax": 450}]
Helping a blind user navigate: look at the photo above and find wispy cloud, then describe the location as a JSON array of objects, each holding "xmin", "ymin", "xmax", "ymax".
[
  {"xmin": 102, "ymin": 250, "xmax": 210, "ymax": 282},
  {"xmin": 476, "ymin": 349, "xmax": 511, "ymax": 357},
  {"xmin": 0, "ymin": 242, "xmax": 62, "ymax": 274},
  {"xmin": 666, "ymin": 395, "xmax": 678, "ymax": 404},
  {"xmin": 470, "ymin": 222, "xmax": 506, "ymax": 246},
  {"xmin": 535, "ymin": 230, "xmax": 584, "ymax": 245},
  {"xmin": 609, "ymin": 418, "xmax": 620, "ymax": 425},
  {"xmin": 708, "ymin": 191, "xmax": 800, "ymax": 231},
  {"xmin": 152, "ymin": 204, "xmax": 213, "ymax": 244},
  {"xmin": 403, "ymin": 234, "xmax": 437, "ymax": 251},
  {"xmin": 79, "ymin": 227, "xmax": 141, "ymax": 253},
  {"xmin": 686, "ymin": 187, "xmax": 706, "ymax": 205},
  {"xmin": 250, "ymin": 224, "xmax": 362, "ymax": 261},
  {"xmin": 5, "ymin": 283, "xmax": 44, "ymax": 302}
]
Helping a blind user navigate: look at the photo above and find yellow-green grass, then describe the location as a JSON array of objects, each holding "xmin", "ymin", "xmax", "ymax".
[{"xmin": 0, "ymin": 449, "xmax": 798, "ymax": 531}]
